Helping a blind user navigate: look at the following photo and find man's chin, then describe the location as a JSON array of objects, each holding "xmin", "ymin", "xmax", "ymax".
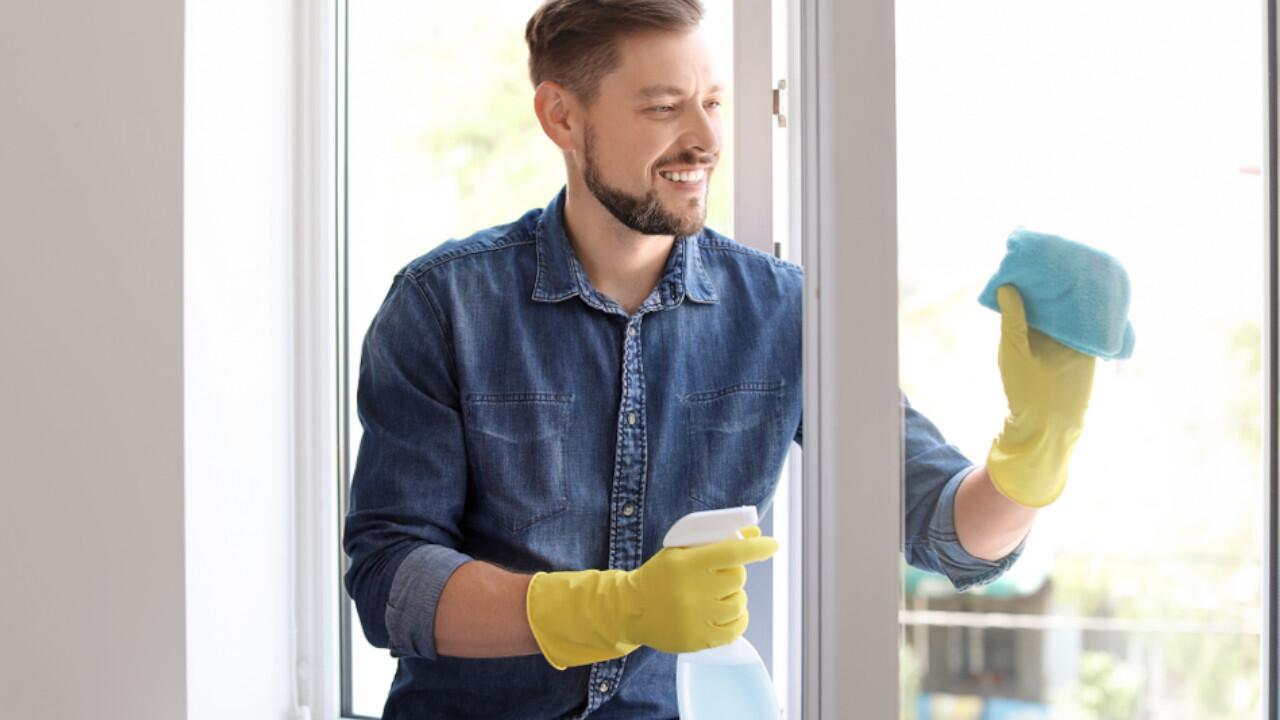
[
  {"xmin": 676, "ymin": 217, "xmax": 706, "ymax": 237},
  {"xmin": 658, "ymin": 201, "xmax": 707, "ymax": 236}
]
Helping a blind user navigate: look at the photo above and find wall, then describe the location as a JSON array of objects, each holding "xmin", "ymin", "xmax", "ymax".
[
  {"xmin": 0, "ymin": 1, "xmax": 300, "ymax": 717},
  {"xmin": 0, "ymin": 1, "xmax": 188, "ymax": 717}
]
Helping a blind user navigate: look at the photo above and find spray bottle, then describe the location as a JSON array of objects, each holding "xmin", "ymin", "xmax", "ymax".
[{"xmin": 663, "ymin": 505, "xmax": 782, "ymax": 720}]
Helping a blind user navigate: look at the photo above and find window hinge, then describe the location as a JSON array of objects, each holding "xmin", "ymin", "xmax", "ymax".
[
  {"xmin": 772, "ymin": 79, "xmax": 788, "ymax": 128},
  {"xmin": 774, "ymin": 241, "xmax": 783, "ymax": 259}
]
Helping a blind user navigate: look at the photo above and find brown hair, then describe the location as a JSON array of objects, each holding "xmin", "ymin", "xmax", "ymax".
[{"xmin": 525, "ymin": 0, "xmax": 705, "ymax": 106}]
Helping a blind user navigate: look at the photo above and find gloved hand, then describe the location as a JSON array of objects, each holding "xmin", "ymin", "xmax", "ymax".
[
  {"xmin": 525, "ymin": 524, "xmax": 778, "ymax": 670},
  {"xmin": 987, "ymin": 284, "xmax": 1097, "ymax": 507}
]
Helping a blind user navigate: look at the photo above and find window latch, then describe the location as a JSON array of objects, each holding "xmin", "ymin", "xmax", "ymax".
[{"xmin": 772, "ymin": 79, "xmax": 788, "ymax": 128}]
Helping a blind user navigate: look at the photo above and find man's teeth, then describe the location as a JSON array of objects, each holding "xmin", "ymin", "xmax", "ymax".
[{"xmin": 659, "ymin": 169, "xmax": 706, "ymax": 183}]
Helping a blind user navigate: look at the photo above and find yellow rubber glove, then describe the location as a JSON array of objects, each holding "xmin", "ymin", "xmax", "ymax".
[
  {"xmin": 987, "ymin": 284, "xmax": 1097, "ymax": 507},
  {"xmin": 525, "ymin": 524, "xmax": 778, "ymax": 670}
]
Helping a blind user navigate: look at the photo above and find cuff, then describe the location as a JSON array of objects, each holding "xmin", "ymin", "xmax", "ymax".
[
  {"xmin": 927, "ymin": 466, "xmax": 1027, "ymax": 592},
  {"xmin": 385, "ymin": 544, "xmax": 474, "ymax": 660}
]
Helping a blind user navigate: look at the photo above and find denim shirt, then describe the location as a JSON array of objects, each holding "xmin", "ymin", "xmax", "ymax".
[{"xmin": 342, "ymin": 187, "xmax": 1024, "ymax": 719}]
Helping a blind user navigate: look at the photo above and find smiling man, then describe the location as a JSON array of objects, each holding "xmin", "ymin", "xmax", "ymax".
[{"xmin": 342, "ymin": 1, "xmax": 1076, "ymax": 718}]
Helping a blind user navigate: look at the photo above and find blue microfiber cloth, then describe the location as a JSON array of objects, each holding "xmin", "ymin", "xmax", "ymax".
[{"xmin": 977, "ymin": 228, "xmax": 1135, "ymax": 360}]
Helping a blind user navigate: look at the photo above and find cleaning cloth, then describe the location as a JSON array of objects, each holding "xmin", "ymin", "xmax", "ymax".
[{"xmin": 977, "ymin": 228, "xmax": 1135, "ymax": 360}]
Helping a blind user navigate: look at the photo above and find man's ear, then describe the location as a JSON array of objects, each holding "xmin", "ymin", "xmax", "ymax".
[{"xmin": 533, "ymin": 81, "xmax": 577, "ymax": 152}]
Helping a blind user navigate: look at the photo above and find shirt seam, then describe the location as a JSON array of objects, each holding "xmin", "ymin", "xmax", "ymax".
[
  {"xmin": 399, "ymin": 272, "xmax": 461, "ymax": 383},
  {"xmin": 696, "ymin": 238, "xmax": 803, "ymax": 275},
  {"xmin": 409, "ymin": 236, "xmax": 536, "ymax": 276}
]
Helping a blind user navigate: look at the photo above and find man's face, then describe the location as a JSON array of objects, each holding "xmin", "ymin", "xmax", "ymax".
[{"xmin": 578, "ymin": 28, "xmax": 723, "ymax": 238}]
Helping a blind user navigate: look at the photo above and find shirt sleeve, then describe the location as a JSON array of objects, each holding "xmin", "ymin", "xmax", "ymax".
[
  {"xmin": 794, "ymin": 393, "xmax": 1023, "ymax": 590},
  {"xmin": 342, "ymin": 271, "xmax": 474, "ymax": 660},
  {"xmin": 901, "ymin": 391, "xmax": 1025, "ymax": 591}
]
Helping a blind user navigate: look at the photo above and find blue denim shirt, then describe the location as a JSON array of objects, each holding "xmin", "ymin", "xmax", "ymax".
[{"xmin": 343, "ymin": 187, "xmax": 1024, "ymax": 719}]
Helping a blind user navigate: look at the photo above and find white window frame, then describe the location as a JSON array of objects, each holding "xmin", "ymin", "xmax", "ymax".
[
  {"xmin": 1267, "ymin": 2, "xmax": 1279, "ymax": 715},
  {"xmin": 292, "ymin": 0, "xmax": 341, "ymax": 718},
  {"xmin": 796, "ymin": 0, "xmax": 902, "ymax": 716},
  {"xmin": 291, "ymin": 1, "xmax": 1280, "ymax": 718}
]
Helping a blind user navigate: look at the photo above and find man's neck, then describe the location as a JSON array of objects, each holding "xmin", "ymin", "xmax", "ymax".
[{"xmin": 562, "ymin": 178, "xmax": 674, "ymax": 315}]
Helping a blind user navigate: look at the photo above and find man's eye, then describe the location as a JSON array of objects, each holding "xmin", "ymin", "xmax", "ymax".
[{"xmin": 649, "ymin": 101, "xmax": 719, "ymax": 114}]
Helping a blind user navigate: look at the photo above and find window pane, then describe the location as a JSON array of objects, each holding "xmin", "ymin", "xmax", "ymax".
[
  {"xmin": 344, "ymin": 2, "xmax": 735, "ymax": 715},
  {"xmin": 896, "ymin": 2, "xmax": 1265, "ymax": 718}
]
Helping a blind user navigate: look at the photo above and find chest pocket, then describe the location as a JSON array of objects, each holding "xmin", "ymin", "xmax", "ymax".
[
  {"xmin": 462, "ymin": 392, "xmax": 573, "ymax": 533},
  {"xmin": 682, "ymin": 380, "xmax": 786, "ymax": 512}
]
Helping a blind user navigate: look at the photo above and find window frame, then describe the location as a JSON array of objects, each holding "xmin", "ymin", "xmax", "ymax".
[
  {"xmin": 796, "ymin": 0, "xmax": 903, "ymax": 715},
  {"xmin": 1267, "ymin": 2, "xmax": 1278, "ymax": 716},
  {"xmin": 292, "ymin": 0, "xmax": 342, "ymax": 719},
  {"xmin": 796, "ymin": 0, "xmax": 1280, "ymax": 716},
  {"xmin": 293, "ymin": 0, "xmax": 1280, "ymax": 717}
]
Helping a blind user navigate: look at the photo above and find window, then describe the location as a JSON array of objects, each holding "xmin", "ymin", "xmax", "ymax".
[
  {"xmin": 314, "ymin": 1, "xmax": 1277, "ymax": 717},
  {"xmin": 896, "ymin": 2, "xmax": 1267, "ymax": 717}
]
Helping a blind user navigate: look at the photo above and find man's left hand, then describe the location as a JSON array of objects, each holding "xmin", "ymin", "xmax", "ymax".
[{"xmin": 986, "ymin": 284, "xmax": 1097, "ymax": 507}]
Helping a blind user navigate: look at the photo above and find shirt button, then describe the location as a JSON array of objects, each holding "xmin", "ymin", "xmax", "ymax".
[
  {"xmin": 622, "ymin": 503, "xmax": 635, "ymax": 516},
  {"xmin": 627, "ymin": 412, "xmax": 637, "ymax": 425},
  {"xmin": 598, "ymin": 681, "xmax": 611, "ymax": 693},
  {"xmin": 627, "ymin": 326, "xmax": 637, "ymax": 337}
]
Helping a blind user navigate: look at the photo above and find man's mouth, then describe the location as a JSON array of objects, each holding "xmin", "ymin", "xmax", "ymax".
[{"xmin": 658, "ymin": 168, "xmax": 708, "ymax": 184}]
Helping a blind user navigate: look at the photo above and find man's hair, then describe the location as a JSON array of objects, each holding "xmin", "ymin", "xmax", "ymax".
[{"xmin": 525, "ymin": 0, "xmax": 705, "ymax": 106}]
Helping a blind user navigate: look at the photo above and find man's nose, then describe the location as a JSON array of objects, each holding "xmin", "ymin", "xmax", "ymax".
[{"xmin": 681, "ymin": 103, "xmax": 721, "ymax": 159}]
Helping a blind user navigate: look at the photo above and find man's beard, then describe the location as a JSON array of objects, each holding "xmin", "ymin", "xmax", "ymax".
[{"xmin": 582, "ymin": 123, "xmax": 710, "ymax": 238}]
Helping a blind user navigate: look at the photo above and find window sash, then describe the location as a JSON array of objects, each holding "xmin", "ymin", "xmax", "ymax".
[{"xmin": 295, "ymin": 1, "xmax": 1280, "ymax": 718}]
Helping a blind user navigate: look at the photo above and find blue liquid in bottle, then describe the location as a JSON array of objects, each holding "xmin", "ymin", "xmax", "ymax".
[{"xmin": 677, "ymin": 654, "xmax": 779, "ymax": 719}]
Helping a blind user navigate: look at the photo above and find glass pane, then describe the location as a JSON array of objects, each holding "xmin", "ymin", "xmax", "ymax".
[
  {"xmin": 896, "ymin": 2, "xmax": 1265, "ymax": 718},
  {"xmin": 344, "ymin": 2, "xmax": 736, "ymax": 715}
]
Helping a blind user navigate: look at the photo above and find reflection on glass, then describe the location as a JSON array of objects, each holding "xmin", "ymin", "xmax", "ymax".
[
  {"xmin": 345, "ymin": 2, "xmax": 736, "ymax": 715},
  {"xmin": 896, "ymin": 2, "xmax": 1264, "ymax": 718}
]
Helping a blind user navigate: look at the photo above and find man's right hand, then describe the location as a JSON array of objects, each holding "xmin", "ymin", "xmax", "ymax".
[{"xmin": 525, "ymin": 525, "xmax": 778, "ymax": 670}]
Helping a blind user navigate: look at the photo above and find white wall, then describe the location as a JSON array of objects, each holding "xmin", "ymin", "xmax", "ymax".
[
  {"xmin": 184, "ymin": 0, "xmax": 296, "ymax": 718},
  {"xmin": 0, "ymin": 1, "xmax": 188, "ymax": 718},
  {"xmin": 1, "ymin": 2, "xmax": 299, "ymax": 717}
]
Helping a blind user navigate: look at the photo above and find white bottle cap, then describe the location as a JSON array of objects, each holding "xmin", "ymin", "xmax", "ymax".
[{"xmin": 662, "ymin": 505, "xmax": 759, "ymax": 548}]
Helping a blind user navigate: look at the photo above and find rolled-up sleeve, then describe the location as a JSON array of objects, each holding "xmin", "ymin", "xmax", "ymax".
[
  {"xmin": 901, "ymin": 392, "xmax": 1024, "ymax": 591},
  {"xmin": 343, "ymin": 270, "xmax": 474, "ymax": 660}
]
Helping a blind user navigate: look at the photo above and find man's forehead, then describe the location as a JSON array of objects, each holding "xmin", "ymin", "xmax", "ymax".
[{"xmin": 607, "ymin": 30, "xmax": 722, "ymax": 97}]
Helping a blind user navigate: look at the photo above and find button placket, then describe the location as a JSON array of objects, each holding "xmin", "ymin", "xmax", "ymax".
[
  {"xmin": 609, "ymin": 314, "xmax": 648, "ymax": 571},
  {"xmin": 583, "ymin": 664, "xmax": 623, "ymax": 717},
  {"xmin": 590, "ymin": 313, "xmax": 654, "ymax": 715}
]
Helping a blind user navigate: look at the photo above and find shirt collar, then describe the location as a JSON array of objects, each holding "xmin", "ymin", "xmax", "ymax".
[{"xmin": 531, "ymin": 186, "xmax": 719, "ymax": 307}]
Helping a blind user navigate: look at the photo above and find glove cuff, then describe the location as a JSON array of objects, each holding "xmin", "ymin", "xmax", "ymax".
[
  {"xmin": 987, "ymin": 419, "xmax": 1083, "ymax": 507},
  {"xmin": 526, "ymin": 569, "xmax": 639, "ymax": 671}
]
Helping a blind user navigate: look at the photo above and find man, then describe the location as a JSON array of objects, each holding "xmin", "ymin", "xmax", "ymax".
[{"xmin": 343, "ymin": 1, "xmax": 1095, "ymax": 717}]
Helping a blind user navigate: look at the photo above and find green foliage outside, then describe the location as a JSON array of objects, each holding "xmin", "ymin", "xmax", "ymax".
[{"xmin": 406, "ymin": 6, "xmax": 734, "ymax": 244}]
